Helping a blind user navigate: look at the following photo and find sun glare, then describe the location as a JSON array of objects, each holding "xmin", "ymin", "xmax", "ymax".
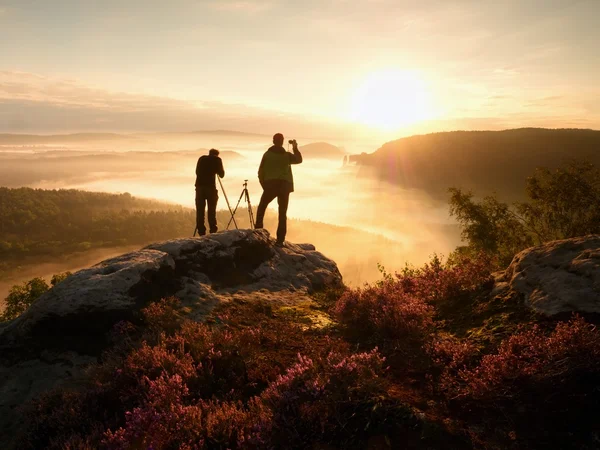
[{"xmin": 350, "ymin": 70, "xmax": 432, "ymax": 132}]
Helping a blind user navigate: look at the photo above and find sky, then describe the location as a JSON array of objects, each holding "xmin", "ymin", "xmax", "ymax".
[{"xmin": 1, "ymin": 0, "xmax": 599, "ymax": 138}]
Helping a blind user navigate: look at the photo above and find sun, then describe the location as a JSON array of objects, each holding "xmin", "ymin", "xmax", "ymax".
[{"xmin": 350, "ymin": 70, "xmax": 431, "ymax": 131}]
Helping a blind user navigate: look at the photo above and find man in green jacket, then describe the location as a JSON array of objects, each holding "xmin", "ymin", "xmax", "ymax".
[{"xmin": 255, "ymin": 133, "xmax": 303, "ymax": 246}]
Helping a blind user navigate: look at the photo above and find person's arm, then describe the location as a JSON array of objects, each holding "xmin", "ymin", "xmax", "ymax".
[
  {"xmin": 258, "ymin": 153, "xmax": 266, "ymax": 186},
  {"xmin": 217, "ymin": 157, "xmax": 225, "ymax": 178},
  {"xmin": 290, "ymin": 143, "xmax": 303, "ymax": 164}
]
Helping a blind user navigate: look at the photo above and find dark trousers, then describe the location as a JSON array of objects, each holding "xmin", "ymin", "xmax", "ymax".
[
  {"xmin": 195, "ymin": 186, "xmax": 218, "ymax": 234},
  {"xmin": 255, "ymin": 180, "xmax": 291, "ymax": 243}
]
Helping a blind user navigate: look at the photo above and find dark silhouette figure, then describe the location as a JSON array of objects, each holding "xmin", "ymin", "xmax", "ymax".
[
  {"xmin": 255, "ymin": 133, "xmax": 303, "ymax": 245},
  {"xmin": 195, "ymin": 149, "xmax": 225, "ymax": 235}
]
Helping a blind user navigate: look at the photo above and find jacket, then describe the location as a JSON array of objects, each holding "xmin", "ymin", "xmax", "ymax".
[
  {"xmin": 195, "ymin": 155, "xmax": 225, "ymax": 188},
  {"xmin": 258, "ymin": 145, "xmax": 303, "ymax": 192}
]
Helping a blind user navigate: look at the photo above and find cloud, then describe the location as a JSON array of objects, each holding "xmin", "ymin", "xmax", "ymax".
[
  {"xmin": 0, "ymin": 71, "xmax": 352, "ymax": 136},
  {"xmin": 205, "ymin": 0, "xmax": 275, "ymax": 13},
  {"xmin": 493, "ymin": 68, "xmax": 520, "ymax": 77}
]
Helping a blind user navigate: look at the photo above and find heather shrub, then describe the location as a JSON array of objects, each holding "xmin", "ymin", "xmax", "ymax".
[
  {"xmin": 427, "ymin": 334, "xmax": 479, "ymax": 394},
  {"xmin": 102, "ymin": 348, "xmax": 399, "ymax": 450},
  {"xmin": 333, "ymin": 254, "xmax": 491, "ymax": 355},
  {"xmin": 18, "ymin": 385, "xmax": 121, "ymax": 450},
  {"xmin": 103, "ymin": 375, "xmax": 270, "ymax": 450},
  {"xmin": 142, "ymin": 296, "xmax": 184, "ymax": 338},
  {"xmin": 449, "ymin": 316, "xmax": 600, "ymax": 400},
  {"xmin": 442, "ymin": 316, "xmax": 600, "ymax": 448},
  {"xmin": 395, "ymin": 252, "xmax": 493, "ymax": 304},
  {"xmin": 334, "ymin": 282, "xmax": 434, "ymax": 351},
  {"xmin": 261, "ymin": 349, "xmax": 408, "ymax": 449}
]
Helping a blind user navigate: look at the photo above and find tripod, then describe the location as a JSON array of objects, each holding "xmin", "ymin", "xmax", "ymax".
[{"xmin": 227, "ymin": 180, "xmax": 255, "ymax": 230}]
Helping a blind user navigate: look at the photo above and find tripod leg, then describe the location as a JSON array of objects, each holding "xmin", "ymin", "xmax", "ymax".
[
  {"xmin": 227, "ymin": 190, "xmax": 244, "ymax": 230},
  {"xmin": 244, "ymin": 189, "xmax": 255, "ymax": 229},
  {"xmin": 218, "ymin": 178, "xmax": 238, "ymax": 230}
]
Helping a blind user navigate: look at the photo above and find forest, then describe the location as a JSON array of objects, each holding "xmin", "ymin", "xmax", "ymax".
[{"xmin": 0, "ymin": 188, "xmax": 200, "ymax": 257}]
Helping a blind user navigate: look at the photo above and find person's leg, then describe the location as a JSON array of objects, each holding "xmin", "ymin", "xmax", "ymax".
[
  {"xmin": 276, "ymin": 190, "xmax": 290, "ymax": 244},
  {"xmin": 195, "ymin": 188, "xmax": 207, "ymax": 235},
  {"xmin": 255, "ymin": 186, "xmax": 277, "ymax": 229},
  {"xmin": 207, "ymin": 188, "xmax": 218, "ymax": 233}
]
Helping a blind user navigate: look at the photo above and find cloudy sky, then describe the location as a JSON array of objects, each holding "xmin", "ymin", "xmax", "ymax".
[{"xmin": 0, "ymin": 0, "xmax": 599, "ymax": 137}]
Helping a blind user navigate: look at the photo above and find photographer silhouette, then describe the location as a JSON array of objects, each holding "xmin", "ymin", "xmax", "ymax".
[{"xmin": 255, "ymin": 133, "xmax": 303, "ymax": 246}]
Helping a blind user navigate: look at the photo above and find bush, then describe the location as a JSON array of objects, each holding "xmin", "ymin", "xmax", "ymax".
[
  {"xmin": 20, "ymin": 295, "xmax": 403, "ymax": 450},
  {"xmin": 334, "ymin": 282, "xmax": 434, "ymax": 352},
  {"xmin": 449, "ymin": 160, "xmax": 600, "ymax": 267},
  {"xmin": 1, "ymin": 277, "xmax": 49, "ymax": 321},
  {"xmin": 448, "ymin": 316, "xmax": 600, "ymax": 401},
  {"xmin": 1, "ymin": 272, "xmax": 71, "ymax": 322},
  {"xmin": 395, "ymin": 253, "xmax": 493, "ymax": 304},
  {"xmin": 262, "ymin": 349, "xmax": 402, "ymax": 449},
  {"xmin": 103, "ymin": 375, "xmax": 270, "ymax": 450},
  {"xmin": 440, "ymin": 316, "xmax": 600, "ymax": 448},
  {"xmin": 333, "ymin": 254, "xmax": 491, "ymax": 355}
]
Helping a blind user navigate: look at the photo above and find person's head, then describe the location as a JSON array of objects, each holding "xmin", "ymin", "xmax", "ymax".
[
  {"xmin": 209, "ymin": 148, "xmax": 220, "ymax": 157},
  {"xmin": 273, "ymin": 133, "xmax": 284, "ymax": 146}
]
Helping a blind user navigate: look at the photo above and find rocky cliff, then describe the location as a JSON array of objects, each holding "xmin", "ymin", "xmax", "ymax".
[
  {"xmin": 492, "ymin": 235, "xmax": 600, "ymax": 316},
  {"xmin": 0, "ymin": 229, "xmax": 342, "ymax": 443}
]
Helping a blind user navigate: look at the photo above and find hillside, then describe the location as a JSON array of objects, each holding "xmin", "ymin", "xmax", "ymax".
[
  {"xmin": 1, "ymin": 232, "xmax": 599, "ymax": 449},
  {"xmin": 351, "ymin": 128, "xmax": 600, "ymax": 201}
]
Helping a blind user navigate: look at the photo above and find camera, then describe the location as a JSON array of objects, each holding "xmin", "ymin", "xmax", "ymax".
[{"xmin": 288, "ymin": 139, "xmax": 297, "ymax": 145}]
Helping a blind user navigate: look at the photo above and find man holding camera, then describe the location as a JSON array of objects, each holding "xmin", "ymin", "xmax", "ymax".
[
  {"xmin": 255, "ymin": 133, "xmax": 303, "ymax": 246},
  {"xmin": 195, "ymin": 148, "xmax": 225, "ymax": 236}
]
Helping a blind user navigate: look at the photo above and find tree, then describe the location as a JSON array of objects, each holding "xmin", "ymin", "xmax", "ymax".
[
  {"xmin": 517, "ymin": 161, "xmax": 600, "ymax": 242},
  {"xmin": 448, "ymin": 189, "xmax": 533, "ymax": 267},
  {"xmin": 1, "ymin": 272, "xmax": 71, "ymax": 322},
  {"xmin": 449, "ymin": 160, "xmax": 600, "ymax": 268},
  {"xmin": 51, "ymin": 271, "xmax": 72, "ymax": 286},
  {"xmin": 1, "ymin": 278, "xmax": 49, "ymax": 321}
]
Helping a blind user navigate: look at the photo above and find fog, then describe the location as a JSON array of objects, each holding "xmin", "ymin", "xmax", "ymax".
[{"xmin": 0, "ymin": 131, "xmax": 462, "ymax": 293}]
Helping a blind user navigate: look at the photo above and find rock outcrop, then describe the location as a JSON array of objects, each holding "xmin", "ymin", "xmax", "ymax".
[
  {"xmin": 0, "ymin": 229, "xmax": 342, "ymax": 443},
  {"xmin": 492, "ymin": 235, "xmax": 600, "ymax": 316}
]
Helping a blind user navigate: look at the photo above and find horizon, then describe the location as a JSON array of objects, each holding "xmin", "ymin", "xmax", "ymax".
[
  {"xmin": 1, "ymin": 125, "xmax": 599, "ymax": 141},
  {"xmin": 2, "ymin": 1, "xmax": 600, "ymax": 139}
]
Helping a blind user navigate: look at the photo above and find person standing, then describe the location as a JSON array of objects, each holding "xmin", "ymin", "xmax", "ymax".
[
  {"xmin": 255, "ymin": 133, "xmax": 303, "ymax": 246},
  {"xmin": 195, "ymin": 148, "xmax": 225, "ymax": 235}
]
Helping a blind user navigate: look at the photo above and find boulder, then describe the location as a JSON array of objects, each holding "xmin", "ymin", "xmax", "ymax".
[
  {"xmin": 0, "ymin": 229, "xmax": 342, "ymax": 444},
  {"xmin": 493, "ymin": 235, "xmax": 600, "ymax": 316}
]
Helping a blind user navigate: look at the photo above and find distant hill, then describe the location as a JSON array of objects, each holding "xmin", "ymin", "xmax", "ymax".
[
  {"xmin": 188, "ymin": 130, "xmax": 269, "ymax": 137},
  {"xmin": 0, "ymin": 133, "xmax": 134, "ymax": 145},
  {"xmin": 352, "ymin": 128, "xmax": 600, "ymax": 201},
  {"xmin": 299, "ymin": 142, "xmax": 345, "ymax": 160},
  {"xmin": 0, "ymin": 130, "xmax": 268, "ymax": 145}
]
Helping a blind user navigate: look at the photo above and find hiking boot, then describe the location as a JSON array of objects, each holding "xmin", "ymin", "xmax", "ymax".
[{"xmin": 275, "ymin": 240, "xmax": 285, "ymax": 248}]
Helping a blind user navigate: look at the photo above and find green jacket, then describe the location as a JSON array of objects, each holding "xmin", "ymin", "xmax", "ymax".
[{"xmin": 258, "ymin": 145, "xmax": 303, "ymax": 192}]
